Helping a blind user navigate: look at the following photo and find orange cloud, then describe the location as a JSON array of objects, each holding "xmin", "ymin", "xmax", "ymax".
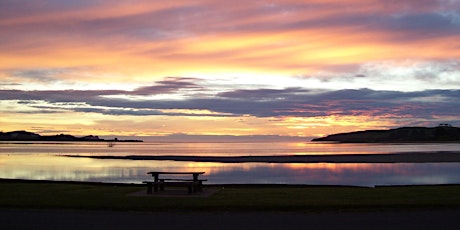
[{"xmin": 2, "ymin": 0, "xmax": 459, "ymax": 82}]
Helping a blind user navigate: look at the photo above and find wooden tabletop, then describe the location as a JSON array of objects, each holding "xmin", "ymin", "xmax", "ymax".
[{"xmin": 147, "ymin": 171, "xmax": 205, "ymax": 175}]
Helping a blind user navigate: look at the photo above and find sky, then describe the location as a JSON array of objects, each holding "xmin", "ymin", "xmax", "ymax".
[{"xmin": 1, "ymin": 0, "xmax": 459, "ymax": 140}]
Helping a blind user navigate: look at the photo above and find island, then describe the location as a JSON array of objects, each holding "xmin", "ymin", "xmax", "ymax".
[
  {"xmin": 311, "ymin": 125, "xmax": 460, "ymax": 143},
  {"xmin": 0, "ymin": 131, "xmax": 143, "ymax": 142}
]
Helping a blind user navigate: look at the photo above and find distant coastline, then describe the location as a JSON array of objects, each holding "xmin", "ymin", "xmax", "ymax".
[
  {"xmin": 0, "ymin": 130, "xmax": 143, "ymax": 142},
  {"xmin": 312, "ymin": 125, "xmax": 460, "ymax": 143}
]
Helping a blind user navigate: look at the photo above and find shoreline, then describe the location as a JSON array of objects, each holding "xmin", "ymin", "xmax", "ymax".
[{"xmin": 63, "ymin": 151, "xmax": 460, "ymax": 163}]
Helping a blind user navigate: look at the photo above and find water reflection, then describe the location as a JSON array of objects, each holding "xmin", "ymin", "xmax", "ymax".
[{"xmin": 1, "ymin": 154, "xmax": 459, "ymax": 186}]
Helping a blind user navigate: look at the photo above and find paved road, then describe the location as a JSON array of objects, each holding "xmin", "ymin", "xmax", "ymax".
[{"xmin": 2, "ymin": 208, "xmax": 460, "ymax": 230}]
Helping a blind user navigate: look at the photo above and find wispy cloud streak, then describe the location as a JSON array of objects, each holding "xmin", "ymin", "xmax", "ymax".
[{"xmin": 1, "ymin": 82, "xmax": 459, "ymax": 121}]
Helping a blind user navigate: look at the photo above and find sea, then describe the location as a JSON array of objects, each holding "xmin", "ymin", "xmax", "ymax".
[{"xmin": 1, "ymin": 141, "xmax": 460, "ymax": 187}]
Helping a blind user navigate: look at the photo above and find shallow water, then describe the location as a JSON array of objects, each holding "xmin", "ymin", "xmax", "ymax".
[{"xmin": 1, "ymin": 141, "xmax": 460, "ymax": 186}]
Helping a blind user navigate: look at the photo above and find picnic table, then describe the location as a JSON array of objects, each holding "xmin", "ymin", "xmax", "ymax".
[{"xmin": 144, "ymin": 171, "xmax": 206, "ymax": 194}]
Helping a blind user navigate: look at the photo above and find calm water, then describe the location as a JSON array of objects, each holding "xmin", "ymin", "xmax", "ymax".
[{"xmin": 1, "ymin": 141, "xmax": 460, "ymax": 186}]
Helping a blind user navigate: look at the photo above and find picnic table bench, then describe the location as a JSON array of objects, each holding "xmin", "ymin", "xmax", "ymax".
[{"xmin": 143, "ymin": 171, "xmax": 206, "ymax": 194}]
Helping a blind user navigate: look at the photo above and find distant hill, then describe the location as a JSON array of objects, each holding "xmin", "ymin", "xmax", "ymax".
[
  {"xmin": 0, "ymin": 131, "xmax": 143, "ymax": 142},
  {"xmin": 312, "ymin": 125, "xmax": 460, "ymax": 143}
]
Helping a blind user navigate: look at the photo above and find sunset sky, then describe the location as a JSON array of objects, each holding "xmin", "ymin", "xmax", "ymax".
[{"xmin": 1, "ymin": 0, "xmax": 459, "ymax": 140}]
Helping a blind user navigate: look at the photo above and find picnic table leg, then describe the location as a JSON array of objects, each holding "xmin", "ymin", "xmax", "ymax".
[
  {"xmin": 146, "ymin": 182, "xmax": 153, "ymax": 194},
  {"xmin": 160, "ymin": 179, "xmax": 165, "ymax": 191},
  {"xmin": 192, "ymin": 173, "xmax": 202, "ymax": 192},
  {"xmin": 154, "ymin": 174, "xmax": 159, "ymax": 192},
  {"xmin": 193, "ymin": 173, "xmax": 199, "ymax": 181}
]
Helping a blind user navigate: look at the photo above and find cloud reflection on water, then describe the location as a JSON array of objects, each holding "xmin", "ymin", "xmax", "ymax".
[{"xmin": 1, "ymin": 154, "xmax": 459, "ymax": 186}]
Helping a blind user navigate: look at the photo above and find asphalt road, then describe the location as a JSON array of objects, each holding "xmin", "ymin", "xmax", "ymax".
[{"xmin": 2, "ymin": 208, "xmax": 460, "ymax": 230}]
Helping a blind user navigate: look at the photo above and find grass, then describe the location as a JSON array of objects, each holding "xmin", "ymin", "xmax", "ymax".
[{"xmin": 1, "ymin": 180, "xmax": 460, "ymax": 212}]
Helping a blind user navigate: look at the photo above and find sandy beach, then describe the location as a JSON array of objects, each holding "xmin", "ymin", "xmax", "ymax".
[{"xmin": 65, "ymin": 151, "xmax": 460, "ymax": 163}]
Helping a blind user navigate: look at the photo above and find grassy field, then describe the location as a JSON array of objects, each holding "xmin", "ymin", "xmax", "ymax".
[{"xmin": 1, "ymin": 180, "xmax": 460, "ymax": 212}]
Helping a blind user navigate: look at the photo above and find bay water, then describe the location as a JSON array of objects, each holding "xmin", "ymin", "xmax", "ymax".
[{"xmin": 1, "ymin": 141, "xmax": 459, "ymax": 186}]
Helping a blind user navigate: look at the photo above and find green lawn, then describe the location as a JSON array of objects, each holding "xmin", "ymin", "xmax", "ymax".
[{"xmin": 1, "ymin": 180, "xmax": 460, "ymax": 212}]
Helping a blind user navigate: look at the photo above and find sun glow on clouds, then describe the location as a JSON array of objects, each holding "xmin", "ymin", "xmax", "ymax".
[{"xmin": 1, "ymin": 0, "xmax": 460, "ymax": 138}]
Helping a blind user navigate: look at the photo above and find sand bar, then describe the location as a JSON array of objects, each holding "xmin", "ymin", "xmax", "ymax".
[{"xmin": 64, "ymin": 151, "xmax": 460, "ymax": 163}]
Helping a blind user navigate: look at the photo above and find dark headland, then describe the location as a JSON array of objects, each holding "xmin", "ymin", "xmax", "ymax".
[
  {"xmin": 0, "ymin": 130, "xmax": 143, "ymax": 142},
  {"xmin": 312, "ymin": 125, "xmax": 460, "ymax": 143}
]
